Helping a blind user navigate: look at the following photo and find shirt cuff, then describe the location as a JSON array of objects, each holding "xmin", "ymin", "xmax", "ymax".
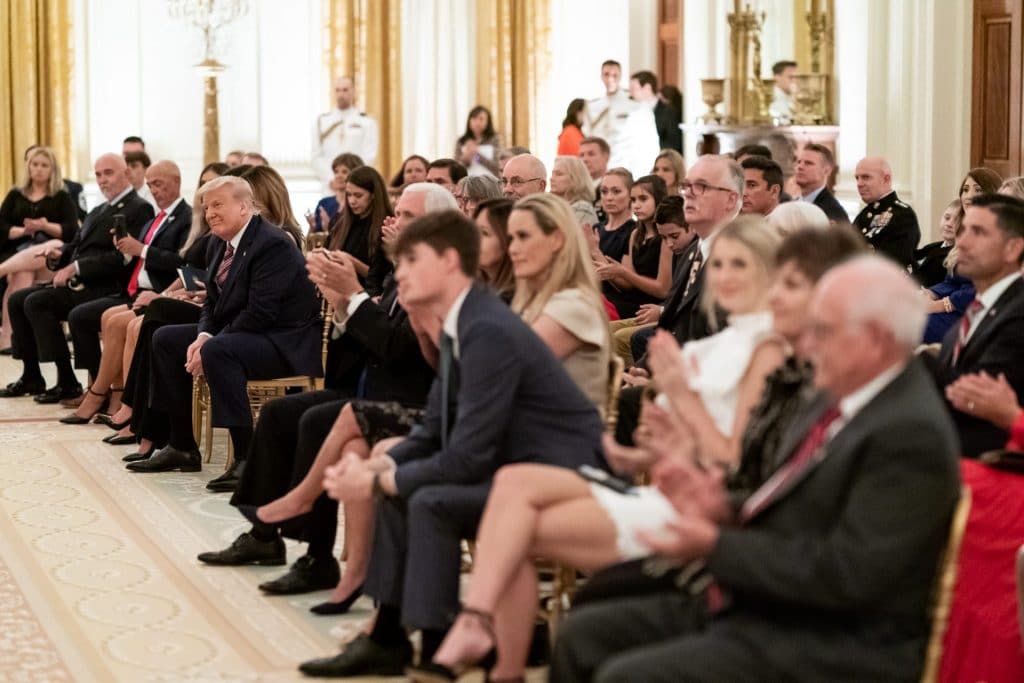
[
  {"xmin": 331, "ymin": 291, "xmax": 370, "ymax": 337},
  {"xmin": 197, "ymin": 332, "xmax": 213, "ymax": 340},
  {"xmin": 141, "ymin": 245, "xmax": 149, "ymax": 259}
]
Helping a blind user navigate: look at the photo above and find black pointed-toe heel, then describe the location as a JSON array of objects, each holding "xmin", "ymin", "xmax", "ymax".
[
  {"xmin": 405, "ymin": 607, "xmax": 498, "ymax": 682},
  {"xmin": 309, "ymin": 584, "xmax": 365, "ymax": 615}
]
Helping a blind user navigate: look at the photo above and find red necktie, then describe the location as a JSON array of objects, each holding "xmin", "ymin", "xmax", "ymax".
[
  {"xmin": 952, "ymin": 298, "xmax": 984, "ymax": 365},
  {"xmin": 215, "ymin": 243, "xmax": 235, "ymax": 287},
  {"xmin": 127, "ymin": 210, "xmax": 166, "ymax": 297},
  {"xmin": 741, "ymin": 405, "xmax": 842, "ymax": 522}
]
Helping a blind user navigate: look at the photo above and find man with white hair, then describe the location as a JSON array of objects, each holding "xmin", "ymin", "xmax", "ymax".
[
  {"xmin": 852, "ymin": 156, "xmax": 921, "ymax": 268},
  {"xmin": 500, "ymin": 153, "xmax": 547, "ymax": 199},
  {"xmin": 196, "ymin": 182, "xmax": 456, "ymax": 597},
  {"xmin": 553, "ymin": 255, "xmax": 961, "ymax": 682},
  {"xmin": 1, "ymin": 152, "xmax": 154, "ymax": 402},
  {"xmin": 312, "ymin": 76, "xmax": 379, "ymax": 191},
  {"xmin": 131, "ymin": 176, "xmax": 322, "ymax": 475}
]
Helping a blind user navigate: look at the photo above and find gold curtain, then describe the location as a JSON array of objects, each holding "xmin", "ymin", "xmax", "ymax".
[
  {"xmin": 322, "ymin": 0, "xmax": 402, "ymax": 178},
  {"xmin": 0, "ymin": 0, "xmax": 74, "ymax": 193},
  {"xmin": 475, "ymin": 0, "xmax": 551, "ymax": 152}
]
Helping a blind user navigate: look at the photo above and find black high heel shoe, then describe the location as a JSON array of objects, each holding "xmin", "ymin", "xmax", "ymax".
[
  {"xmin": 103, "ymin": 433, "xmax": 136, "ymax": 446},
  {"xmin": 405, "ymin": 607, "xmax": 500, "ymax": 683},
  {"xmin": 95, "ymin": 413, "xmax": 131, "ymax": 430},
  {"xmin": 59, "ymin": 388, "xmax": 108, "ymax": 424},
  {"xmin": 309, "ymin": 584, "xmax": 365, "ymax": 615},
  {"xmin": 236, "ymin": 502, "xmax": 310, "ymax": 528}
]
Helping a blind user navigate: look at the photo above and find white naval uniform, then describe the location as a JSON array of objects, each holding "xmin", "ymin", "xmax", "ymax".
[
  {"xmin": 584, "ymin": 90, "xmax": 635, "ymax": 152},
  {"xmin": 311, "ymin": 107, "xmax": 379, "ymax": 189}
]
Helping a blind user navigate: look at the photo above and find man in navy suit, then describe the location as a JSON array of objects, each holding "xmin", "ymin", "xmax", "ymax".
[
  {"xmin": 1, "ymin": 153, "xmax": 154, "ymax": 402},
  {"xmin": 794, "ymin": 144, "xmax": 849, "ymax": 224},
  {"xmin": 298, "ymin": 211, "xmax": 605, "ymax": 677},
  {"xmin": 66, "ymin": 160, "xmax": 192, "ymax": 382},
  {"xmin": 552, "ymin": 257, "xmax": 960, "ymax": 682},
  {"xmin": 130, "ymin": 176, "xmax": 322, "ymax": 475},
  {"xmin": 931, "ymin": 193, "xmax": 1024, "ymax": 457}
]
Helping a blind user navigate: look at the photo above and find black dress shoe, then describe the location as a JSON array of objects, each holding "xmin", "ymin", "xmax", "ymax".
[
  {"xmin": 103, "ymin": 434, "xmax": 136, "ymax": 446},
  {"xmin": 258, "ymin": 554, "xmax": 340, "ymax": 595},
  {"xmin": 196, "ymin": 531, "xmax": 286, "ymax": 566},
  {"xmin": 59, "ymin": 414, "xmax": 93, "ymax": 425},
  {"xmin": 126, "ymin": 446, "xmax": 201, "ymax": 473},
  {"xmin": 205, "ymin": 460, "xmax": 245, "ymax": 493},
  {"xmin": 0, "ymin": 379, "xmax": 45, "ymax": 398},
  {"xmin": 298, "ymin": 634, "xmax": 412, "ymax": 677},
  {"xmin": 0, "ymin": 347, "xmax": 13, "ymax": 355},
  {"xmin": 309, "ymin": 584, "xmax": 364, "ymax": 615},
  {"xmin": 95, "ymin": 413, "xmax": 131, "ymax": 430},
  {"xmin": 34, "ymin": 384, "xmax": 83, "ymax": 404},
  {"xmin": 122, "ymin": 447, "xmax": 154, "ymax": 463}
]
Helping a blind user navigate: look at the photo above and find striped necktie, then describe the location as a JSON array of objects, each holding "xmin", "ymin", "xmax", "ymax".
[
  {"xmin": 952, "ymin": 298, "xmax": 984, "ymax": 365},
  {"xmin": 215, "ymin": 243, "xmax": 235, "ymax": 287}
]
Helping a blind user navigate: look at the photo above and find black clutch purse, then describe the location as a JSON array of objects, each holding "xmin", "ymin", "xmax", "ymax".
[{"xmin": 979, "ymin": 449, "xmax": 1024, "ymax": 474}]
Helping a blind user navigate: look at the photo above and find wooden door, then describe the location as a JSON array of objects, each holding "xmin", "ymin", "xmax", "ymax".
[
  {"xmin": 657, "ymin": 0, "xmax": 682, "ymax": 88},
  {"xmin": 972, "ymin": 0, "xmax": 1023, "ymax": 177}
]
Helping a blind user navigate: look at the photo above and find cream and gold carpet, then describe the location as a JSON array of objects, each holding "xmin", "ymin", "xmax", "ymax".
[{"xmin": 0, "ymin": 359, "xmax": 384, "ymax": 682}]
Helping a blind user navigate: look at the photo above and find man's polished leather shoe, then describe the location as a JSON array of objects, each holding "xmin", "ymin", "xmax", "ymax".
[
  {"xmin": 298, "ymin": 634, "xmax": 412, "ymax": 678},
  {"xmin": 258, "ymin": 553, "xmax": 340, "ymax": 594},
  {"xmin": 0, "ymin": 379, "xmax": 45, "ymax": 398},
  {"xmin": 196, "ymin": 531, "xmax": 286, "ymax": 566},
  {"xmin": 126, "ymin": 446, "xmax": 201, "ymax": 473},
  {"xmin": 34, "ymin": 384, "xmax": 83, "ymax": 404},
  {"xmin": 205, "ymin": 459, "xmax": 245, "ymax": 493}
]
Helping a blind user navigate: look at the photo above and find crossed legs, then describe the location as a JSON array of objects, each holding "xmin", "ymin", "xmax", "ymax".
[
  {"xmin": 72, "ymin": 305, "xmax": 134, "ymax": 419},
  {"xmin": 0, "ymin": 240, "xmax": 60, "ymax": 349}
]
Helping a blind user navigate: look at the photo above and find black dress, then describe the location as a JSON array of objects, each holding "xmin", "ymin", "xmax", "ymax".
[
  {"xmin": 0, "ymin": 189, "xmax": 78, "ymax": 261},
  {"xmin": 603, "ymin": 225, "xmax": 663, "ymax": 318},
  {"xmin": 596, "ymin": 218, "xmax": 635, "ymax": 263},
  {"xmin": 911, "ymin": 241, "xmax": 952, "ymax": 288}
]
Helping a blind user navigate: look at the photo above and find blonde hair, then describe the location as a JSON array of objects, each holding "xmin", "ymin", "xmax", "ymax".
[
  {"xmin": 653, "ymin": 149, "xmax": 686, "ymax": 188},
  {"xmin": 553, "ymin": 156, "xmax": 596, "ymax": 205},
  {"xmin": 702, "ymin": 215, "xmax": 781, "ymax": 328},
  {"xmin": 942, "ymin": 199, "xmax": 965, "ymax": 272},
  {"xmin": 20, "ymin": 146, "xmax": 64, "ymax": 197},
  {"xmin": 999, "ymin": 176, "xmax": 1024, "ymax": 200},
  {"xmin": 510, "ymin": 194, "xmax": 609, "ymax": 336}
]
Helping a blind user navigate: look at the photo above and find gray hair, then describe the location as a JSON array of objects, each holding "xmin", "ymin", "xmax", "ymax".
[
  {"xmin": 840, "ymin": 255, "xmax": 927, "ymax": 350},
  {"xmin": 402, "ymin": 182, "xmax": 459, "ymax": 212},
  {"xmin": 766, "ymin": 201, "xmax": 830, "ymax": 237},
  {"xmin": 456, "ymin": 175, "xmax": 502, "ymax": 202}
]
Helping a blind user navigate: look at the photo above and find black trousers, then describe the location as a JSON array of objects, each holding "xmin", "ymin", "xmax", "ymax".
[
  {"xmin": 67, "ymin": 294, "xmax": 129, "ymax": 376},
  {"xmin": 549, "ymin": 591, "xmax": 742, "ymax": 683},
  {"xmin": 365, "ymin": 482, "xmax": 490, "ymax": 631},
  {"xmin": 9, "ymin": 284, "xmax": 118, "ymax": 371},
  {"xmin": 124, "ymin": 297, "xmax": 201, "ymax": 446},
  {"xmin": 230, "ymin": 390, "xmax": 349, "ymax": 547},
  {"xmin": 615, "ymin": 386, "xmax": 643, "ymax": 446},
  {"xmin": 150, "ymin": 324, "xmax": 298, "ymax": 449}
]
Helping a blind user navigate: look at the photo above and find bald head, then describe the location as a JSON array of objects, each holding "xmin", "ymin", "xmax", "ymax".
[
  {"xmin": 146, "ymin": 160, "xmax": 182, "ymax": 209},
  {"xmin": 94, "ymin": 153, "xmax": 130, "ymax": 200},
  {"xmin": 854, "ymin": 156, "xmax": 894, "ymax": 203},
  {"xmin": 334, "ymin": 76, "xmax": 355, "ymax": 110},
  {"xmin": 809, "ymin": 255, "xmax": 924, "ymax": 397},
  {"xmin": 501, "ymin": 154, "xmax": 547, "ymax": 199}
]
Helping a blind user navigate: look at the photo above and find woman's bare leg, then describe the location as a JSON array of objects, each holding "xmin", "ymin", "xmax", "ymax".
[
  {"xmin": 432, "ymin": 464, "xmax": 621, "ymax": 672},
  {"xmin": 328, "ymin": 442, "xmax": 374, "ymax": 603},
  {"xmin": 1, "ymin": 271, "xmax": 34, "ymax": 347},
  {"xmin": 0, "ymin": 241, "xmax": 60, "ymax": 279},
  {"xmin": 72, "ymin": 305, "xmax": 130, "ymax": 418},
  {"xmin": 257, "ymin": 402, "xmax": 365, "ymax": 523},
  {"xmin": 109, "ymin": 315, "xmax": 144, "ymax": 426}
]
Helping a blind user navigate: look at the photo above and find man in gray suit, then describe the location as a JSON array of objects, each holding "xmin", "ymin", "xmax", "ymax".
[{"xmin": 552, "ymin": 255, "xmax": 961, "ymax": 682}]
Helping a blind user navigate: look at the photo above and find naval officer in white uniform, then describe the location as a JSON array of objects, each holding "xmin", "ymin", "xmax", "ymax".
[{"xmin": 312, "ymin": 76, "xmax": 379, "ymax": 191}]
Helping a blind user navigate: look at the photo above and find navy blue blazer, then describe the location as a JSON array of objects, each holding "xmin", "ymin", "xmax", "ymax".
[
  {"xmin": 199, "ymin": 215, "xmax": 323, "ymax": 378},
  {"xmin": 390, "ymin": 285, "xmax": 604, "ymax": 497},
  {"xmin": 129, "ymin": 200, "xmax": 192, "ymax": 292},
  {"xmin": 812, "ymin": 187, "xmax": 850, "ymax": 224},
  {"xmin": 60, "ymin": 189, "xmax": 154, "ymax": 291}
]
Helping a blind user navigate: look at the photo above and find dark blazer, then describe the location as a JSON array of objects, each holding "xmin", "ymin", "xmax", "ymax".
[
  {"xmin": 131, "ymin": 199, "xmax": 192, "ymax": 292},
  {"xmin": 59, "ymin": 189, "xmax": 154, "ymax": 291},
  {"xmin": 811, "ymin": 187, "xmax": 849, "ymax": 224},
  {"xmin": 656, "ymin": 238, "xmax": 715, "ymax": 343},
  {"xmin": 63, "ymin": 179, "xmax": 87, "ymax": 221},
  {"xmin": 653, "ymin": 100, "xmax": 682, "ymax": 152},
  {"xmin": 911, "ymin": 240, "xmax": 952, "ymax": 288},
  {"xmin": 932, "ymin": 276, "xmax": 1024, "ymax": 457},
  {"xmin": 198, "ymin": 215, "xmax": 323, "ymax": 378},
  {"xmin": 334, "ymin": 279, "xmax": 435, "ymax": 406},
  {"xmin": 853, "ymin": 191, "xmax": 921, "ymax": 268},
  {"xmin": 707, "ymin": 359, "xmax": 960, "ymax": 682},
  {"xmin": 390, "ymin": 285, "xmax": 604, "ymax": 496}
]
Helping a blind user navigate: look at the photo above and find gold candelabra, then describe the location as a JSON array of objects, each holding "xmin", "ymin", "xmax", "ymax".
[{"xmin": 168, "ymin": 0, "xmax": 248, "ymax": 165}]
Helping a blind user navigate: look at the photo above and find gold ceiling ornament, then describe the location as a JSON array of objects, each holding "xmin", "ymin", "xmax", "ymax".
[{"xmin": 168, "ymin": 0, "xmax": 249, "ymax": 165}]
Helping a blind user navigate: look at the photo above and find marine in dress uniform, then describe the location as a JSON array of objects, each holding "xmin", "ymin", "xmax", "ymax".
[
  {"xmin": 311, "ymin": 107, "xmax": 379, "ymax": 191},
  {"xmin": 853, "ymin": 190, "xmax": 921, "ymax": 269}
]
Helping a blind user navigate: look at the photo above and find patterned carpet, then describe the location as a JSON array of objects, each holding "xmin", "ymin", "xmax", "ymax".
[{"xmin": 0, "ymin": 359, "xmax": 388, "ymax": 682}]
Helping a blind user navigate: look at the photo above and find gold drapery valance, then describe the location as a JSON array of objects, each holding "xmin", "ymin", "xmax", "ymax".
[
  {"xmin": 322, "ymin": 0, "xmax": 402, "ymax": 178},
  {"xmin": 0, "ymin": 0, "xmax": 74, "ymax": 192},
  {"xmin": 475, "ymin": 0, "xmax": 551, "ymax": 152}
]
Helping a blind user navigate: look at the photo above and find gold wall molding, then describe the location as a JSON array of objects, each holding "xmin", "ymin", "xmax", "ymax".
[
  {"xmin": 0, "ymin": 0, "xmax": 74, "ymax": 192},
  {"xmin": 322, "ymin": 0, "xmax": 402, "ymax": 177}
]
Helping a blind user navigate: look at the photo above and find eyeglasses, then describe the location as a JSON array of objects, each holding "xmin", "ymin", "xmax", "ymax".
[
  {"xmin": 501, "ymin": 176, "xmax": 543, "ymax": 188},
  {"xmin": 680, "ymin": 180, "xmax": 736, "ymax": 197}
]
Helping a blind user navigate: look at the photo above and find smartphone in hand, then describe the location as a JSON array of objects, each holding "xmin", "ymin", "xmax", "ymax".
[{"xmin": 112, "ymin": 214, "xmax": 128, "ymax": 240}]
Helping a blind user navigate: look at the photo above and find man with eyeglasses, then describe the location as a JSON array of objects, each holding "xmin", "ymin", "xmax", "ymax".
[{"xmin": 500, "ymin": 154, "xmax": 547, "ymax": 199}]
